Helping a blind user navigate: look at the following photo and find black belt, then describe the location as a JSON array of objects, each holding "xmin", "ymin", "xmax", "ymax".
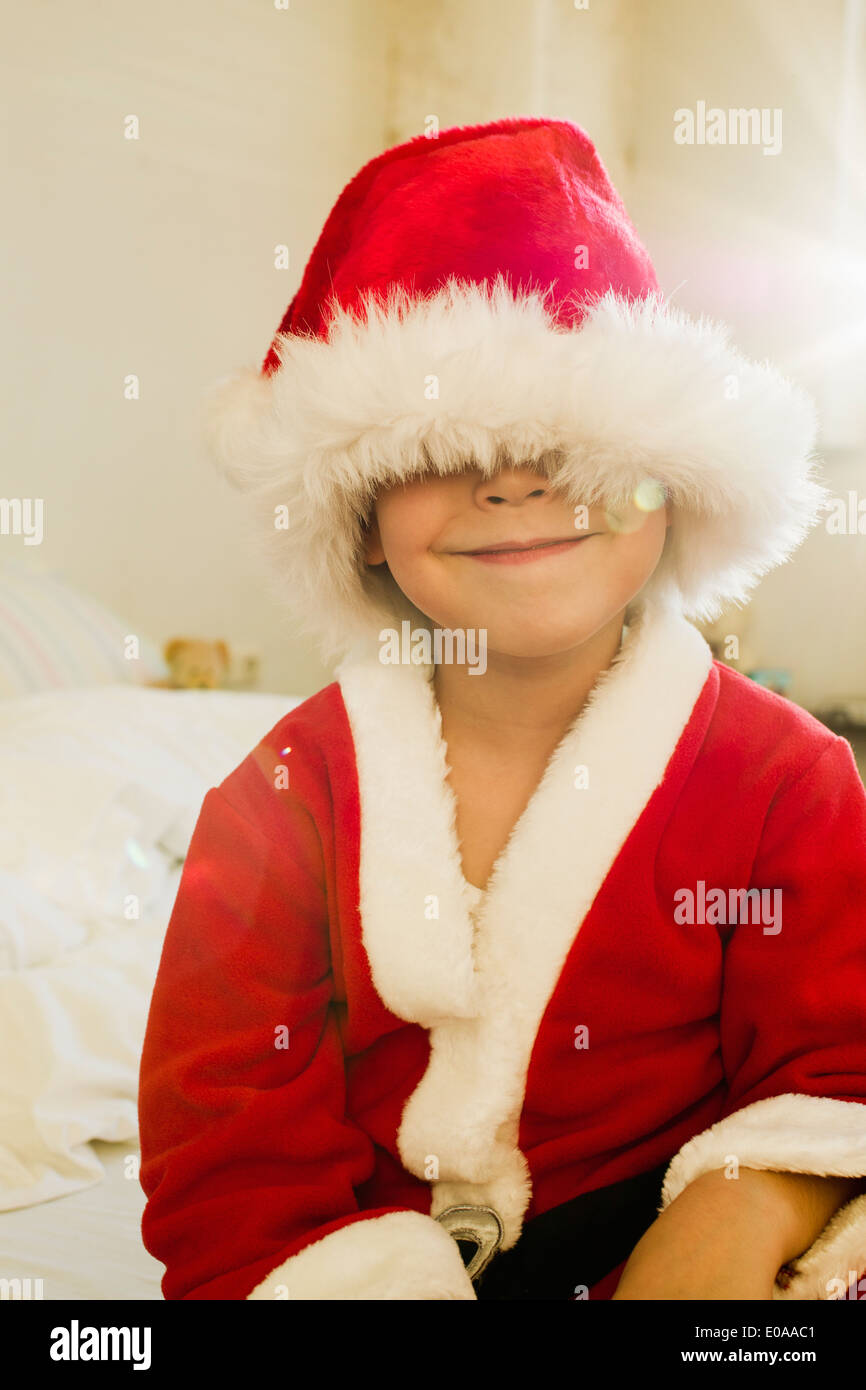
[{"xmin": 439, "ymin": 1160, "xmax": 670, "ymax": 1300}]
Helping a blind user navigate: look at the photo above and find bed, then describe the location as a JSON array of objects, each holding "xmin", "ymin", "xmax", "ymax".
[{"xmin": 0, "ymin": 567, "xmax": 302, "ymax": 1299}]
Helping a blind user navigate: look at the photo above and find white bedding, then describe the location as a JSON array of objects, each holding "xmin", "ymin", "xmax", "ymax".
[
  {"xmin": 0, "ymin": 1141, "xmax": 164, "ymax": 1299},
  {"xmin": 0, "ymin": 684, "xmax": 299, "ymax": 1263}
]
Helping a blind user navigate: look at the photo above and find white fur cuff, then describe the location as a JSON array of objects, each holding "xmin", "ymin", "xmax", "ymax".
[
  {"xmin": 660, "ymin": 1093, "xmax": 866, "ymax": 1300},
  {"xmin": 246, "ymin": 1210, "xmax": 477, "ymax": 1300}
]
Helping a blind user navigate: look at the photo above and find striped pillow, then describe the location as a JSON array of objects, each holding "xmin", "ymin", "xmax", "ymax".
[{"xmin": 0, "ymin": 565, "xmax": 168, "ymax": 697}]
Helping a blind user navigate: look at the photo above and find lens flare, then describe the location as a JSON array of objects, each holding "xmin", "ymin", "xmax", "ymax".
[{"xmin": 634, "ymin": 479, "xmax": 666, "ymax": 511}]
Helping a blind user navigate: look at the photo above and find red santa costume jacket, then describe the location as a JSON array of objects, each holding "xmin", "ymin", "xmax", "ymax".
[
  {"xmin": 137, "ymin": 600, "xmax": 866, "ymax": 1301},
  {"xmin": 141, "ymin": 117, "xmax": 866, "ymax": 1298}
]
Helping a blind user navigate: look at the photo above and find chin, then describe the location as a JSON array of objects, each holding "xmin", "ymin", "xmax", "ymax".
[{"xmin": 481, "ymin": 620, "xmax": 609, "ymax": 660}]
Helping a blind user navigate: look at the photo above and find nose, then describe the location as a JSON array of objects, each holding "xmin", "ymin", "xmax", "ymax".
[{"xmin": 472, "ymin": 466, "xmax": 549, "ymax": 510}]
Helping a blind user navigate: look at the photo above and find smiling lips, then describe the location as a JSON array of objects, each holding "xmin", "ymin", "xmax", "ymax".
[{"xmin": 455, "ymin": 535, "xmax": 597, "ymax": 565}]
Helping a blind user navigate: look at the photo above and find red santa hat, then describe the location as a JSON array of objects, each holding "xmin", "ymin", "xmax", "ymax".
[{"xmin": 203, "ymin": 116, "xmax": 826, "ymax": 661}]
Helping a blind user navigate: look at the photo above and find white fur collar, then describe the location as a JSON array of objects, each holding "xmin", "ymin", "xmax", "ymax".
[{"xmin": 336, "ymin": 602, "xmax": 713, "ymax": 1248}]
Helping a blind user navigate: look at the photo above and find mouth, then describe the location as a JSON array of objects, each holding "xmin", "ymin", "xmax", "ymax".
[{"xmin": 451, "ymin": 535, "xmax": 599, "ymax": 566}]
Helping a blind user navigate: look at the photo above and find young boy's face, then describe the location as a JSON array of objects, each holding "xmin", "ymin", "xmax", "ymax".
[{"xmin": 363, "ymin": 464, "xmax": 671, "ymax": 658}]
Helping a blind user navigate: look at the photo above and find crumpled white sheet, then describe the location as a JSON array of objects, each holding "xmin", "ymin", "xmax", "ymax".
[{"xmin": 0, "ymin": 684, "xmax": 298, "ymax": 1210}]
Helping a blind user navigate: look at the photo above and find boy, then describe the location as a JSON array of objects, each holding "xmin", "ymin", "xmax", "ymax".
[{"xmin": 138, "ymin": 118, "xmax": 866, "ymax": 1299}]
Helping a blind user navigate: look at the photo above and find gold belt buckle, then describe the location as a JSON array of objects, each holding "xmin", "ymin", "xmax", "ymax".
[{"xmin": 435, "ymin": 1205, "xmax": 504, "ymax": 1282}]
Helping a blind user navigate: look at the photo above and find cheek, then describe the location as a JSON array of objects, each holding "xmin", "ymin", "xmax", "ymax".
[
  {"xmin": 585, "ymin": 516, "xmax": 668, "ymax": 601},
  {"xmin": 374, "ymin": 507, "xmax": 450, "ymax": 605},
  {"xmin": 378, "ymin": 521, "xmax": 432, "ymax": 582},
  {"xmin": 618, "ymin": 511, "xmax": 668, "ymax": 564},
  {"xmin": 395, "ymin": 552, "xmax": 461, "ymax": 617}
]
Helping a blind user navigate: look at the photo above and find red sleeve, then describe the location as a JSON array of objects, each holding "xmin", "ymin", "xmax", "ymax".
[
  {"xmin": 659, "ymin": 733, "xmax": 866, "ymax": 1298},
  {"xmin": 718, "ymin": 733, "xmax": 866, "ymax": 1113},
  {"xmin": 138, "ymin": 779, "xmax": 473, "ymax": 1300}
]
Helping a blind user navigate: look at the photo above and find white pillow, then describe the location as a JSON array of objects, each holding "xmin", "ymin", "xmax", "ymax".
[{"xmin": 0, "ymin": 564, "xmax": 167, "ymax": 696}]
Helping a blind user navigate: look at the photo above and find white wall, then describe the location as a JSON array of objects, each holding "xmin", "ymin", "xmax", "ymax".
[
  {"xmin": 5, "ymin": 0, "xmax": 391, "ymax": 697},
  {"xmin": 626, "ymin": 0, "xmax": 866, "ymax": 707},
  {"xmin": 385, "ymin": 0, "xmax": 636, "ymax": 179}
]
